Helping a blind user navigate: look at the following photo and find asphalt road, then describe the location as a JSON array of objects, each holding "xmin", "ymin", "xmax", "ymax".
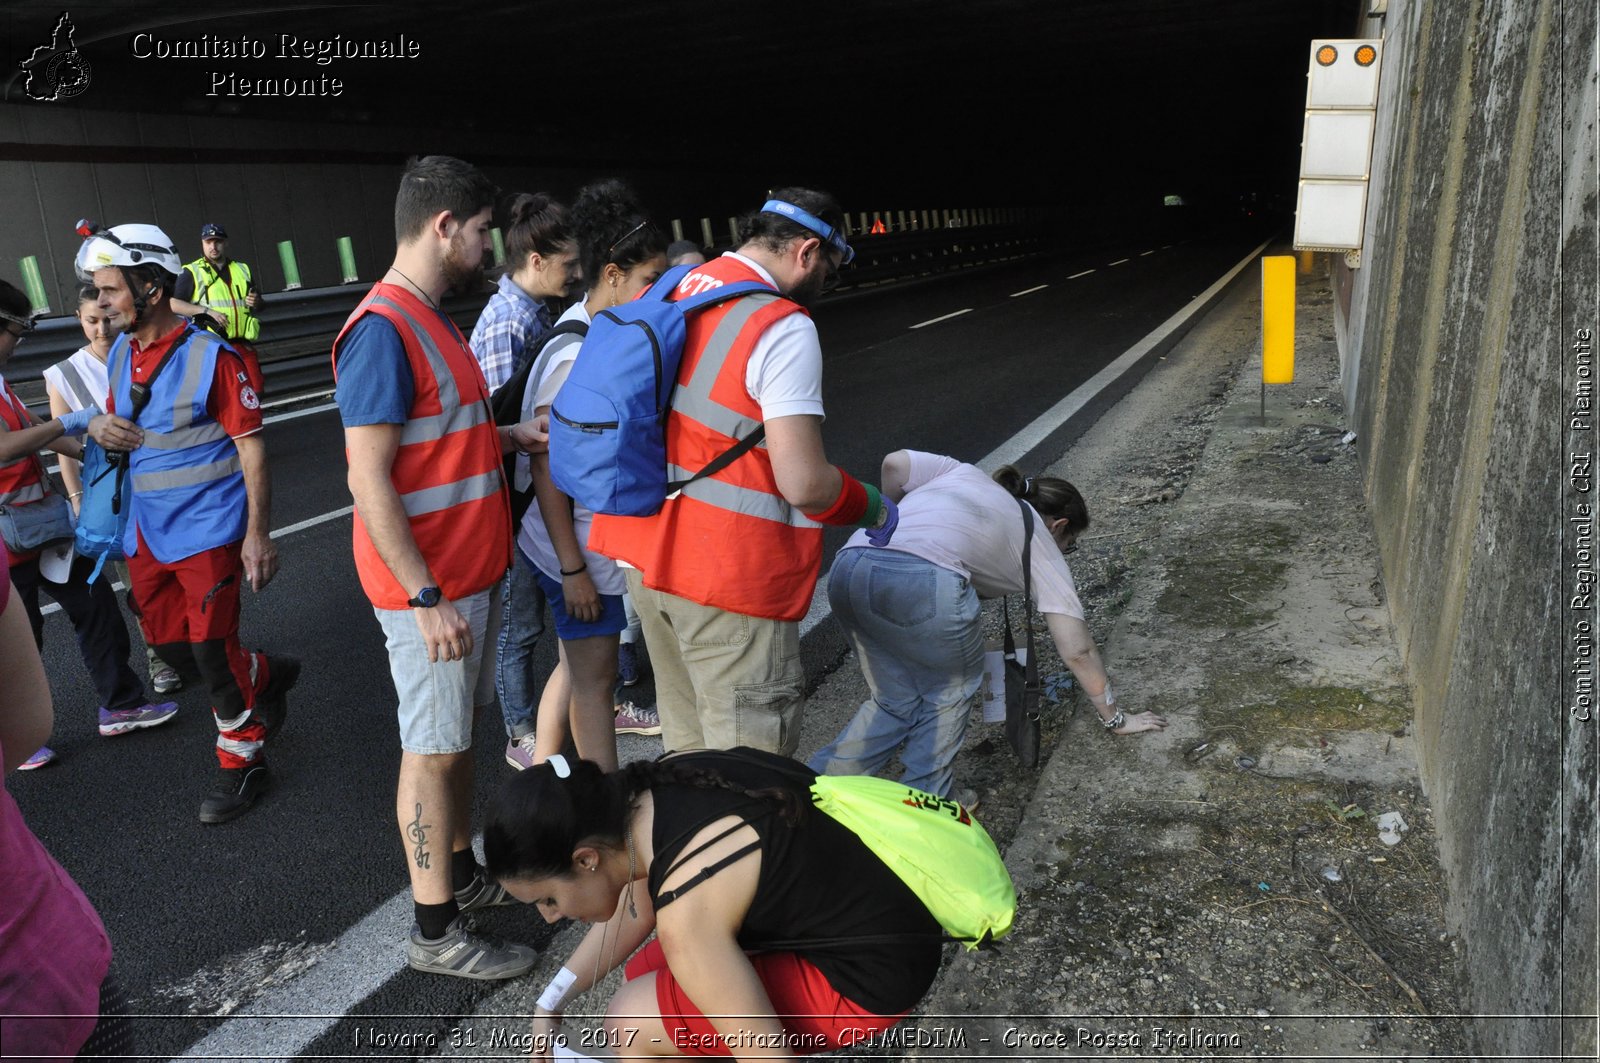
[{"xmin": 10, "ymin": 223, "xmax": 1268, "ymax": 1058}]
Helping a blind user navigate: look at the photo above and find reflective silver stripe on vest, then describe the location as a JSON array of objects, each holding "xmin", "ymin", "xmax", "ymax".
[
  {"xmin": 53, "ymin": 358, "xmax": 101, "ymax": 412},
  {"xmin": 141, "ymin": 422, "xmax": 231, "ymax": 450},
  {"xmin": 169, "ymin": 332, "xmax": 219, "ymax": 431},
  {"xmin": 0, "ymin": 482, "xmax": 47, "ymax": 506},
  {"xmin": 366, "ymin": 296, "xmax": 489, "ymax": 446},
  {"xmin": 132, "ymin": 454, "xmax": 242, "ymax": 492},
  {"xmin": 665, "ymin": 464, "xmax": 819, "ymax": 529},
  {"xmin": 400, "ymin": 470, "xmax": 502, "ymax": 518},
  {"xmin": 668, "ymin": 293, "xmax": 778, "ymax": 442}
]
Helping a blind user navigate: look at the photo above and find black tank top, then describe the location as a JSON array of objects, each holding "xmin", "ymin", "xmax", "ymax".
[{"xmin": 646, "ymin": 748, "xmax": 943, "ymax": 1016}]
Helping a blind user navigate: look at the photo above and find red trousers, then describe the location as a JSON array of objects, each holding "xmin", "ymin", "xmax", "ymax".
[{"xmin": 127, "ymin": 534, "xmax": 270, "ymax": 768}]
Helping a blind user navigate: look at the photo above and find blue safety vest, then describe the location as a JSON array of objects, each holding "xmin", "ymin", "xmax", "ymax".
[{"xmin": 110, "ymin": 327, "xmax": 247, "ymax": 563}]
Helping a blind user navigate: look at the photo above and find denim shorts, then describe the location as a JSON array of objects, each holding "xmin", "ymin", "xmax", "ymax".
[
  {"xmin": 374, "ymin": 582, "xmax": 500, "ymax": 755},
  {"xmin": 533, "ymin": 561, "xmax": 626, "ymax": 641}
]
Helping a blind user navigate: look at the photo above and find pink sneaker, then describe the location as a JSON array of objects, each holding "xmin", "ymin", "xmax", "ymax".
[
  {"xmin": 614, "ymin": 701, "xmax": 661, "ymax": 736},
  {"xmin": 18, "ymin": 746, "xmax": 55, "ymax": 770}
]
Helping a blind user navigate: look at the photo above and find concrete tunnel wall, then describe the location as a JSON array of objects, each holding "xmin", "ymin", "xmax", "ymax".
[
  {"xmin": 0, "ymin": 104, "xmax": 721, "ymax": 315},
  {"xmin": 1338, "ymin": 0, "xmax": 1595, "ymax": 1056}
]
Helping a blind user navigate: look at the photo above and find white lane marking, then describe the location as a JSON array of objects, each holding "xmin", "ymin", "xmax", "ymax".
[
  {"xmin": 981, "ymin": 239, "xmax": 1269, "ymax": 473},
  {"xmin": 1140, "ymin": 250, "xmax": 1156, "ymax": 256},
  {"xmin": 38, "ymin": 506, "xmax": 354, "ymax": 616},
  {"xmin": 270, "ymin": 505, "xmax": 354, "ymax": 539},
  {"xmin": 163, "ymin": 242, "xmax": 1271, "ymax": 1056},
  {"xmin": 1068, "ymin": 269, "xmax": 1096, "ymax": 279},
  {"xmin": 1108, "ymin": 258, "xmax": 1131, "ymax": 266},
  {"xmin": 263, "ymin": 388, "xmax": 335, "ymax": 411},
  {"xmin": 1009, "ymin": 284, "xmax": 1049, "ymax": 298},
  {"xmin": 909, "ymin": 308, "xmax": 973, "ymax": 329}
]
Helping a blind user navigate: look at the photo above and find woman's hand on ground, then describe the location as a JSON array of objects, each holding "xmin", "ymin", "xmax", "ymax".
[{"xmin": 1112, "ymin": 710, "xmax": 1168, "ymax": 735}]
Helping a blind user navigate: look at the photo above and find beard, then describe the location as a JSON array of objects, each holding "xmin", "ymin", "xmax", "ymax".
[{"xmin": 442, "ymin": 233, "xmax": 486, "ymax": 294}]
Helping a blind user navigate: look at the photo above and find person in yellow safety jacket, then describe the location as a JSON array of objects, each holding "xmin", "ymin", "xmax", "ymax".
[{"xmin": 174, "ymin": 223, "xmax": 265, "ymax": 393}]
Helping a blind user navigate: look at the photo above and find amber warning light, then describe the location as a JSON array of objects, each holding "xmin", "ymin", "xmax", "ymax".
[
  {"xmin": 1355, "ymin": 44, "xmax": 1378, "ymax": 66},
  {"xmin": 1316, "ymin": 45, "xmax": 1338, "ymax": 66}
]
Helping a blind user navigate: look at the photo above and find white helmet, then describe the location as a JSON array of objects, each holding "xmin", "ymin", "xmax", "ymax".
[{"xmin": 74, "ymin": 222, "xmax": 182, "ymax": 283}]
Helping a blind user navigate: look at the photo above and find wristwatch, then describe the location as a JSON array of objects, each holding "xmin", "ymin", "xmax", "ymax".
[{"xmin": 407, "ymin": 586, "xmax": 441, "ymax": 608}]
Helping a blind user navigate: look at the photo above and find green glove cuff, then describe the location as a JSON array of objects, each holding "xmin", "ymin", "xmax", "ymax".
[{"xmin": 857, "ymin": 484, "xmax": 883, "ymax": 528}]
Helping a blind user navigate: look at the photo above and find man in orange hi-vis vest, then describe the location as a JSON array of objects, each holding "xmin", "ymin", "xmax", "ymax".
[
  {"xmin": 589, "ymin": 189, "xmax": 898, "ymax": 758},
  {"xmin": 333, "ymin": 155, "xmax": 548, "ymax": 981}
]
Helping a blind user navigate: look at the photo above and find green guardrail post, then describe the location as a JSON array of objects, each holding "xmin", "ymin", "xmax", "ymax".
[
  {"xmin": 336, "ymin": 236, "xmax": 359, "ymax": 284},
  {"xmin": 277, "ymin": 240, "xmax": 303, "ymax": 290},
  {"xmin": 491, "ymin": 227, "xmax": 506, "ymax": 267},
  {"xmin": 727, "ymin": 216, "xmax": 739, "ymax": 247},
  {"xmin": 699, "ymin": 217, "xmax": 714, "ymax": 250},
  {"xmin": 670, "ymin": 219, "xmax": 685, "ymax": 242},
  {"xmin": 18, "ymin": 256, "xmax": 50, "ymax": 315}
]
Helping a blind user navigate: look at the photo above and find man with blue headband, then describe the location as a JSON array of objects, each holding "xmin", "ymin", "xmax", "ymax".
[{"xmin": 590, "ymin": 187, "xmax": 896, "ymax": 757}]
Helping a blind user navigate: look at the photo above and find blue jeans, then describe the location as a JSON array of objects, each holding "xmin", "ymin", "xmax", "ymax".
[
  {"xmin": 495, "ymin": 553, "xmax": 547, "ymax": 739},
  {"xmin": 808, "ymin": 548, "xmax": 983, "ymax": 797}
]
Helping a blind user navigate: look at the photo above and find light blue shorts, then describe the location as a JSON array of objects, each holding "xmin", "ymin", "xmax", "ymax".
[{"xmin": 374, "ymin": 582, "xmax": 501, "ymax": 754}]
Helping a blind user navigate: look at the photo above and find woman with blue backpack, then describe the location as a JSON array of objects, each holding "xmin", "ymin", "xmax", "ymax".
[
  {"xmin": 519, "ymin": 180, "xmax": 668, "ymax": 772},
  {"xmin": 0, "ymin": 279, "xmax": 175, "ymax": 771},
  {"xmin": 47, "ymin": 286, "xmax": 184, "ymax": 699}
]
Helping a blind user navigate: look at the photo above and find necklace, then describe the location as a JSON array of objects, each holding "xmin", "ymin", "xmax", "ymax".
[{"xmin": 388, "ymin": 267, "xmax": 439, "ymax": 309}]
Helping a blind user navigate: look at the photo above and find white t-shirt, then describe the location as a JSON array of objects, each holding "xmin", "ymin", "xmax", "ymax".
[
  {"xmin": 42, "ymin": 347, "xmax": 111, "ymax": 413},
  {"xmin": 714, "ymin": 252, "xmax": 826, "ymax": 420},
  {"xmin": 838, "ymin": 451, "xmax": 1085, "ymax": 620},
  {"xmin": 516, "ymin": 301, "xmax": 626, "ymax": 594}
]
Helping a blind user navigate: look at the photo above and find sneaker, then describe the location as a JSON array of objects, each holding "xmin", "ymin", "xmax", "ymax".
[
  {"xmin": 617, "ymin": 641, "xmax": 641, "ymax": 687},
  {"xmin": 951, "ymin": 786, "xmax": 981, "ymax": 813},
  {"xmin": 614, "ymin": 701, "xmax": 661, "ymax": 736},
  {"xmin": 198, "ymin": 760, "xmax": 271, "ymax": 824},
  {"xmin": 254, "ymin": 656, "xmax": 301, "ymax": 742},
  {"xmin": 18, "ymin": 746, "xmax": 55, "ymax": 770},
  {"xmin": 504, "ymin": 733, "xmax": 538, "ymax": 771},
  {"xmin": 455, "ymin": 866, "xmax": 517, "ymax": 915},
  {"xmin": 151, "ymin": 663, "xmax": 183, "ymax": 695},
  {"xmin": 98, "ymin": 701, "xmax": 179, "ymax": 736},
  {"xmin": 406, "ymin": 917, "xmax": 537, "ymax": 980}
]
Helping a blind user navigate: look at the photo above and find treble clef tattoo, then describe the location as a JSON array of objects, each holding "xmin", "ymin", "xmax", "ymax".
[{"xmin": 408, "ymin": 803, "xmax": 432, "ymax": 870}]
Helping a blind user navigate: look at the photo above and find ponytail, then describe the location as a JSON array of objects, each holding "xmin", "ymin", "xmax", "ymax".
[
  {"xmin": 993, "ymin": 464, "xmax": 1091, "ymax": 531},
  {"xmin": 502, "ymin": 192, "xmax": 572, "ymax": 267}
]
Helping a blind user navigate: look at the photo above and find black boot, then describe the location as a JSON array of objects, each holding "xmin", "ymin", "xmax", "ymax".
[{"xmin": 198, "ymin": 759, "xmax": 271, "ymax": 825}]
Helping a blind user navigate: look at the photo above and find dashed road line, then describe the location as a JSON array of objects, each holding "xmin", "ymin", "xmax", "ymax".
[
  {"xmin": 1108, "ymin": 258, "xmax": 1131, "ymax": 266},
  {"xmin": 909, "ymin": 308, "xmax": 973, "ymax": 329},
  {"xmin": 1010, "ymin": 284, "xmax": 1049, "ymax": 297},
  {"xmin": 1068, "ymin": 269, "xmax": 1096, "ymax": 279}
]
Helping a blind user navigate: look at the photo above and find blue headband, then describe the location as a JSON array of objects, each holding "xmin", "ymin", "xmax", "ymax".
[{"xmin": 760, "ymin": 199, "xmax": 855, "ymax": 265}]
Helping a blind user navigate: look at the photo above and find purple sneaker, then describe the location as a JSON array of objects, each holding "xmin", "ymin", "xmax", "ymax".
[
  {"xmin": 98, "ymin": 701, "xmax": 179, "ymax": 737},
  {"xmin": 18, "ymin": 746, "xmax": 55, "ymax": 770},
  {"xmin": 614, "ymin": 701, "xmax": 661, "ymax": 736}
]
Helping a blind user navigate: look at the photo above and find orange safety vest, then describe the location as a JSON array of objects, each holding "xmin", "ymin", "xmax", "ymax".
[
  {"xmin": 332, "ymin": 283, "xmax": 511, "ymax": 610},
  {"xmin": 0, "ymin": 382, "xmax": 49, "ymax": 561},
  {"xmin": 588, "ymin": 257, "xmax": 821, "ymax": 621}
]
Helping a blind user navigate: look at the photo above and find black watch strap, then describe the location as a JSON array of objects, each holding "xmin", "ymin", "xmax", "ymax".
[{"xmin": 407, "ymin": 586, "xmax": 441, "ymax": 608}]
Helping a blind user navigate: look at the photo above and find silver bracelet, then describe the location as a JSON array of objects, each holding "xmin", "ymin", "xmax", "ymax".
[{"xmin": 1102, "ymin": 710, "xmax": 1126, "ymax": 731}]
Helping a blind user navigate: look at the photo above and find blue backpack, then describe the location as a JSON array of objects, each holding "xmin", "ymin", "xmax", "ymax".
[
  {"xmin": 75, "ymin": 437, "xmax": 129, "ymax": 584},
  {"xmin": 549, "ymin": 263, "xmax": 775, "ymax": 516}
]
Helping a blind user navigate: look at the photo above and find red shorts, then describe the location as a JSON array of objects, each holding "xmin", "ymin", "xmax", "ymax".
[{"xmin": 622, "ymin": 940, "xmax": 905, "ymax": 1057}]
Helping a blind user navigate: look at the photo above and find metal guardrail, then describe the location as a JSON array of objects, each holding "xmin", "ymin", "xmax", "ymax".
[{"xmin": 6, "ymin": 222, "xmax": 1049, "ymax": 410}]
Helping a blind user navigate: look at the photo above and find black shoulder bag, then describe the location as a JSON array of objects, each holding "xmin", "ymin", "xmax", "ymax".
[{"xmin": 1001, "ymin": 497, "xmax": 1042, "ymax": 768}]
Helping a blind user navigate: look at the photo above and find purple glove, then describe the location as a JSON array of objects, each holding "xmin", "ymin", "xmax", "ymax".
[{"xmin": 866, "ymin": 494, "xmax": 899, "ymax": 547}]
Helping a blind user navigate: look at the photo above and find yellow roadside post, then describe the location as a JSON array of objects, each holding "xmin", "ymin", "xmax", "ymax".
[{"xmin": 1262, "ymin": 255, "xmax": 1296, "ymax": 423}]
